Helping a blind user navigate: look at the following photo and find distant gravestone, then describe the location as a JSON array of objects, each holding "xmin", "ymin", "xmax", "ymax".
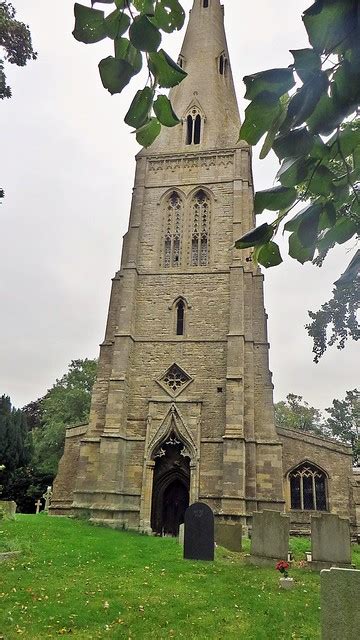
[
  {"xmin": 35, "ymin": 499, "xmax": 42, "ymax": 514},
  {"xmin": 42, "ymin": 486, "xmax": 53, "ymax": 512},
  {"xmin": 321, "ymin": 567, "xmax": 360, "ymax": 639},
  {"xmin": 215, "ymin": 522, "xmax": 242, "ymax": 552},
  {"xmin": 247, "ymin": 510, "xmax": 290, "ymax": 567},
  {"xmin": 184, "ymin": 502, "xmax": 214, "ymax": 561},
  {"xmin": 0, "ymin": 501, "xmax": 16, "ymax": 520},
  {"xmin": 310, "ymin": 513, "xmax": 352, "ymax": 571},
  {"xmin": 178, "ymin": 523, "xmax": 184, "ymax": 546}
]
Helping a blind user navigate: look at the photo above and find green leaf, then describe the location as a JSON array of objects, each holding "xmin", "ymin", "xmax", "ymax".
[
  {"xmin": 254, "ymin": 241, "xmax": 283, "ymax": 268},
  {"xmin": 153, "ymin": 95, "xmax": 180, "ymax": 127},
  {"xmin": 285, "ymin": 203, "xmax": 323, "ymax": 233},
  {"xmin": 136, "ymin": 117, "xmax": 161, "ymax": 147},
  {"xmin": 331, "ymin": 61, "xmax": 360, "ymax": 114},
  {"xmin": 73, "ymin": 3, "xmax": 107, "ymax": 44},
  {"xmin": 281, "ymin": 72, "xmax": 328, "ymax": 131},
  {"xmin": 114, "ymin": 37, "xmax": 142, "ymax": 74},
  {"xmin": 303, "ymin": 0, "xmax": 357, "ymax": 55},
  {"xmin": 318, "ymin": 217, "xmax": 358, "ymax": 251},
  {"xmin": 276, "ymin": 157, "xmax": 315, "ymax": 188},
  {"xmin": 149, "ymin": 50, "xmax": 187, "ymax": 88},
  {"xmin": 308, "ymin": 165, "xmax": 336, "ymax": 197},
  {"xmin": 307, "ymin": 93, "xmax": 344, "ymax": 136},
  {"xmin": 129, "ymin": 15, "xmax": 161, "ymax": 52},
  {"xmin": 298, "ymin": 210, "xmax": 322, "ymax": 247},
  {"xmin": 254, "ymin": 186, "xmax": 297, "ymax": 215},
  {"xmin": 154, "ymin": 0, "xmax": 185, "ymax": 33},
  {"xmin": 105, "ymin": 9, "xmax": 130, "ymax": 39},
  {"xmin": 133, "ymin": 0, "xmax": 155, "ymax": 12},
  {"xmin": 239, "ymin": 93, "xmax": 281, "ymax": 146},
  {"xmin": 329, "ymin": 124, "xmax": 360, "ymax": 158},
  {"xmin": 259, "ymin": 95, "xmax": 288, "ymax": 160},
  {"xmin": 288, "ymin": 232, "xmax": 315, "ymax": 264},
  {"xmin": 290, "ymin": 48, "xmax": 321, "ymax": 83},
  {"xmin": 244, "ymin": 68, "xmax": 295, "ymax": 101},
  {"xmin": 319, "ymin": 202, "xmax": 336, "ymax": 231},
  {"xmin": 235, "ymin": 223, "xmax": 274, "ymax": 249},
  {"xmin": 125, "ymin": 87, "xmax": 154, "ymax": 128},
  {"xmin": 273, "ymin": 127, "xmax": 314, "ymax": 160},
  {"xmin": 98, "ymin": 56, "xmax": 135, "ymax": 94}
]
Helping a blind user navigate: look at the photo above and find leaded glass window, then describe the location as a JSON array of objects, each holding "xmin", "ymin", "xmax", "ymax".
[
  {"xmin": 164, "ymin": 191, "xmax": 182, "ymax": 268},
  {"xmin": 289, "ymin": 463, "xmax": 327, "ymax": 511},
  {"xmin": 191, "ymin": 190, "xmax": 210, "ymax": 266}
]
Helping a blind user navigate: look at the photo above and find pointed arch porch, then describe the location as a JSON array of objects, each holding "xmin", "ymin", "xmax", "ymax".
[{"xmin": 139, "ymin": 401, "xmax": 201, "ymax": 532}]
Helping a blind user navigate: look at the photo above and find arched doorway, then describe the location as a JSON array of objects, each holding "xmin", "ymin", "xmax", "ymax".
[{"xmin": 151, "ymin": 433, "xmax": 190, "ymax": 536}]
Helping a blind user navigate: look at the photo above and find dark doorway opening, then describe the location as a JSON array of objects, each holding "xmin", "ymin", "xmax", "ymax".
[{"xmin": 151, "ymin": 434, "xmax": 190, "ymax": 536}]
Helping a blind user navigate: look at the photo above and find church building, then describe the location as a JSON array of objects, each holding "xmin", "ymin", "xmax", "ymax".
[{"xmin": 51, "ymin": 0, "xmax": 359, "ymax": 536}]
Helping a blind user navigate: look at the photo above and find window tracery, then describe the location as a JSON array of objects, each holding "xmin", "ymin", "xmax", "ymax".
[
  {"xmin": 289, "ymin": 463, "xmax": 327, "ymax": 511},
  {"xmin": 191, "ymin": 190, "xmax": 210, "ymax": 266},
  {"xmin": 164, "ymin": 191, "xmax": 183, "ymax": 268}
]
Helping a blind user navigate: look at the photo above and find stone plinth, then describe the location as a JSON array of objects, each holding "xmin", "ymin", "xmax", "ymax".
[
  {"xmin": 215, "ymin": 521, "xmax": 242, "ymax": 552},
  {"xmin": 321, "ymin": 567, "xmax": 360, "ymax": 639}
]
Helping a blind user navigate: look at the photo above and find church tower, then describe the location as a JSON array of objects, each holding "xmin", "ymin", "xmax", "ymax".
[{"xmin": 52, "ymin": 0, "xmax": 285, "ymax": 532}]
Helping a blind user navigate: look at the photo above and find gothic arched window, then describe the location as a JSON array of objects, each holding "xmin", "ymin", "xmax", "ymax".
[
  {"xmin": 191, "ymin": 190, "xmax": 210, "ymax": 266},
  {"xmin": 289, "ymin": 463, "xmax": 328, "ymax": 511},
  {"xmin": 176, "ymin": 300, "xmax": 185, "ymax": 335},
  {"xmin": 186, "ymin": 108, "xmax": 202, "ymax": 145},
  {"xmin": 164, "ymin": 192, "xmax": 183, "ymax": 268}
]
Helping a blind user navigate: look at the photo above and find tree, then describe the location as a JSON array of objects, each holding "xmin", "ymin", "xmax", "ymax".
[
  {"xmin": 274, "ymin": 393, "xmax": 325, "ymax": 436},
  {"xmin": 0, "ymin": 1, "xmax": 37, "ymax": 99},
  {"xmin": 30, "ymin": 358, "xmax": 97, "ymax": 476},
  {"xmin": 1, "ymin": 359, "xmax": 97, "ymax": 511},
  {"xmin": 325, "ymin": 388, "xmax": 360, "ymax": 465}
]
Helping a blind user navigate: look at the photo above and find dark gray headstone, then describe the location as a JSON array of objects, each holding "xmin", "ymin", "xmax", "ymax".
[{"xmin": 184, "ymin": 502, "xmax": 214, "ymax": 561}]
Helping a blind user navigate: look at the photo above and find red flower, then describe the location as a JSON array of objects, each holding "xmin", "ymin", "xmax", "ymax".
[{"xmin": 275, "ymin": 560, "xmax": 290, "ymax": 577}]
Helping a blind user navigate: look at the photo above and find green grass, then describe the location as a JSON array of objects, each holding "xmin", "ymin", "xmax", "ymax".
[{"xmin": 0, "ymin": 516, "xmax": 358, "ymax": 640}]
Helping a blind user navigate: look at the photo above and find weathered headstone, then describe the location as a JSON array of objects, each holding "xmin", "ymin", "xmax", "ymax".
[
  {"xmin": 42, "ymin": 486, "xmax": 53, "ymax": 512},
  {"xmin": 247, "ymin": 510, "xmax": 290, "ymax": 567},
  {"xmin": 320, "ymin": 567, "xmax": 360, "ymax": 639},
  {"xmin": 184, "ymin": 502, "xmax": 214, "ymax": 561},
  {"xmin": 310, "ymin": 513, "xmax": 352, "ymax": 571},
  {"xmin": 178, "ymin": 523, "xmax": 184, "ymax": 546},
  {"xmin": 0, "ymin": 500, "xmax": 16, "ymax": 520},
  {"xmin": 215, "ymin": 521, "xmax": 242, "ymax": 552},
  {"xmin": 35, "ymin": 499, "xmax": 42, "ymax": 514}
]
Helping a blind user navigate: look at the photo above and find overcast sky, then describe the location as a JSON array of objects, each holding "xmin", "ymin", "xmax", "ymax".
[{"xmin": 1, "ymin": 0, "xmax": 358, "ymax": 411}]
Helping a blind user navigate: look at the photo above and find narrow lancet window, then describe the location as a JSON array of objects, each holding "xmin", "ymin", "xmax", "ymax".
[
  {"xmin": 186, "ymin": 108, "xmax": 202, "ymax": 145},
  {"xmin": 164, "ymin": 192, "xmax": 183, "ymax": 268},
  {"xmin": 191, "ymin": 190, "xmax": 210, "ymax": 266},
  {"xmin": 203, "ymin": 0, "xmax": 209, "ymax": 7},
  {"xmin": 176, "ymin": 300, "xmax": 185, "ymax": 336},
  {"xmin": 219, "ymin": 53, "xmax": 228, "ymax": 76}
]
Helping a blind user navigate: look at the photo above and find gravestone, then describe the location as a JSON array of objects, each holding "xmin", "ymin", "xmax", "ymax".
[
  {"xmin": 320, "ymin": 567, "xmax": 360, "ymax": 639},
  {"xmin": 184, "ymin": 502, "xmax": 214, "ymax": 561},
  {"xmin": 215, "ymin": 522, "xmax": 242, "ymax": 552},
  {"xmin": 178, "ymin": 523, "xmax": 184, "ymax": 546},
  {"xmin": 247, "ymin": 510, "xmax": 290, "ymax": 567},
  {"xmin": 35, "ymin": 499, "xmax": 42, "ymax": 514},
  {"xmin": 42, "ymin": 486, "xmax": 53, "ymax": 512},
  {"xmin": 310, "ymin": 513, "xmax": 352, "ymax": 571},
  {"xmin": 0, "ymin": 501, "xmax": 16, "ymax": 520}
]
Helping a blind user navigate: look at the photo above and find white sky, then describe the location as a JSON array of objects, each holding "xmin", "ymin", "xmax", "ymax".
[{"xmin": 0, "ymin": 0, "xmax": 358, "ymax": 411}]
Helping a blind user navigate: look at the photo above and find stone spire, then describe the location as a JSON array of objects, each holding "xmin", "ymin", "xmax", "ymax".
[{"xmin": 146, "ymin": 0, "xmax": 241, "ymax": 153}]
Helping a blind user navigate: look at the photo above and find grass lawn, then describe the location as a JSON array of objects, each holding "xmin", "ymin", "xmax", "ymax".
[{"xmin": 0, "ymin": 516, "xmax": 359, "ymax": 639}]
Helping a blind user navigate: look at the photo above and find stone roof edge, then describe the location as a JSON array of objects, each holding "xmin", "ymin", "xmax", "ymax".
[{"xmin": 276, "ymin": 425, "xmax": 352, "ymax": 453}]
